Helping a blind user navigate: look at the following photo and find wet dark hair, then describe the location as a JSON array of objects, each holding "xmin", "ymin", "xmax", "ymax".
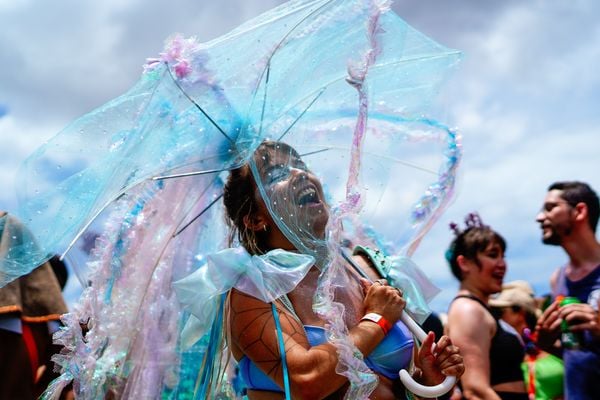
[
  {"xmin": 445, "ymin": 213, "xmax": 506, "ymax": 281},
  {"xmin": 222, "ymin": 140, "xmax": 299, "ymax": 254},
  {"xmin": 549, "ymin": 181, "xmax": 599, "ymax": 232}
]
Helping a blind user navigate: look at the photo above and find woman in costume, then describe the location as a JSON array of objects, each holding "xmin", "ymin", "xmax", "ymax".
[
  {"xmin": 445, "ymin": 214, "xmax": 527, "ymax": 400},
  {"xmin": 222, "ymin": 141, "xmax": 464, "ymax": 399}
]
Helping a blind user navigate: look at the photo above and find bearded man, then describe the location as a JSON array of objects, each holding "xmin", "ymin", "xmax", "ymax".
[{"xmin": 535, "ymin": 181, "xmax": 600, "ymax": 399}]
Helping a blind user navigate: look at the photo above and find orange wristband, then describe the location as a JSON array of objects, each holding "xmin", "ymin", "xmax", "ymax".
[{"xmin": 361, "ymin": 312, "xmax": 392, "ymax": 335}]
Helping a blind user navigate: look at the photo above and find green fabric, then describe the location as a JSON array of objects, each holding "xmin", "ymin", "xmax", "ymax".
[
  {"xmin": 352, "ymin": 245, "xmax": 391, "ymax": 278},
  {"xmin": 521, "ymin": 353, "xmax": 564, "ymax": 400}
]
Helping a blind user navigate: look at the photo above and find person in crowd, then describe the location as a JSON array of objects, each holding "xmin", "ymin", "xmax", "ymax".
[
  {"xmin": 489, "ymin": 281, "xmax": 539, "ymax": 337},
  {"xmin": 0, "ymin": 212, "xmax": 68, "ymax": 399},
  {"xmin": 490, "ymin": 282, "xmax": 564, "ymax": 400},
  {"xmin": 223, "ymin": 141, "xmax": 465, "ymax": 399},
  {"xmin": 535, "ymin": 181, "xmax": 600, "ymax": 399},
  {"xmin": 445, "ymin": 213, "xmax": 528, "ymax": 399}
]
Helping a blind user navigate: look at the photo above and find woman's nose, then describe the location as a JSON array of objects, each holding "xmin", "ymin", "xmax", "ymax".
[{"xmin": 289, "ymin": 167, "xmax": 307, "ymax": 178}]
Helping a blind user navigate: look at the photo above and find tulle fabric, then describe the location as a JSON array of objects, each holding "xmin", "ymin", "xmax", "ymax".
[{"xmin": 174, "ymin": 247, "xmax": 314, "ymax": 349}]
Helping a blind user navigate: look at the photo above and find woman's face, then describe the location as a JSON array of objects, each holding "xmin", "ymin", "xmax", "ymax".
[
  {"xmin": 468, "ymin": 240, "xmax": 506, "ymax": 294},
  {"xmin": 254, "ymin": 145, "xmax": 329, "ymax": 240}
]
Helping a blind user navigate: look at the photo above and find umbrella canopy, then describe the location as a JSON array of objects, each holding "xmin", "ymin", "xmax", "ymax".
[{"xmin": 3, "ymin": 0, "xmax": 461, "ymax": 398}]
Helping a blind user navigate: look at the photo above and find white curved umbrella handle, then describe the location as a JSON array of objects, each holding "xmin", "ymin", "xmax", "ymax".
[{"xmin": 398, "ymin": 313, "xmax": 457, "ymax": 398}]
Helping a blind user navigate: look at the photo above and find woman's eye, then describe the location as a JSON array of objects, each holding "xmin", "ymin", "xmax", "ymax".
[{"xmin": 267, "ymin": 167, "xmax": 289, "ymax": 183}]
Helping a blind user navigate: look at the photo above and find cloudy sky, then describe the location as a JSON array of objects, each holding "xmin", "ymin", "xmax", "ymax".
[{"xmin": 1, "ymin": 0, "xmax": 599, "ymax": 311}]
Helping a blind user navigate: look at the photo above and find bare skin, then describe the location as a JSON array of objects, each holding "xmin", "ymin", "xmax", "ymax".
[{"xmin": 447, "ymin": 241, "xmax": 526, "ymax": 399}]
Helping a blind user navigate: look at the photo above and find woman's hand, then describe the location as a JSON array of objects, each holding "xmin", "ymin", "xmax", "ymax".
[
  {"xmin": 360, "ymin": 278, "xmax": 405, "ymax": 324},
  {"xmin": 415, "ymin": 332, "xmax": 464, "ymax": 385}
]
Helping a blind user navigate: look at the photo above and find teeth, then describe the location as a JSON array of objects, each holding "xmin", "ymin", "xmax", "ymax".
[
  {"xmin": 298, "ymin": 187, "xmax": 316, "ymax": 197},
  {"xmin": 298, "ymin": 187, "xmax": 317, "ymax": 204}
]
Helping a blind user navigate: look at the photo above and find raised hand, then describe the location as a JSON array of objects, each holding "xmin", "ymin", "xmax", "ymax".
[{"xmin": 416, "ymin": 332, "xmax": 464, "ymax": 385}]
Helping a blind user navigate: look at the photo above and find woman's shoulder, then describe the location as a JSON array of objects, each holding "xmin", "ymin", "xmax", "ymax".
[
  {"xmin": 448, "ymin": 295, "xmax": 491, "ymax": 321},
  {"xmin": 229, "ymin": 287, "xmax": 270, "ymax": 307},
  {"xmin": 447, "ymin": 295, "xmax": 496, "ymax": 335}
]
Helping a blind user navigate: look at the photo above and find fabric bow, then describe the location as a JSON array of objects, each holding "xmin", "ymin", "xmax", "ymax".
[{"xmin": 173, "ymin": 247, "xmax": 314, "ymax": 349}]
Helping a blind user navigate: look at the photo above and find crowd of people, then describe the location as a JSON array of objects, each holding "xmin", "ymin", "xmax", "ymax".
[
  {"xmin": 2, "ymin": 138, "xmax": 599, "ymax": 400},
  {"xmin": 442, "ymin": 180, "xmax": 600, "ymax": 400}
]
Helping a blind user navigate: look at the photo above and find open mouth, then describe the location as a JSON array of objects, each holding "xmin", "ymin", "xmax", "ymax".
[
  {"xmin": 492, "ymin": 272, "xmax": 505, "ymax": 282},
  {"xmin": 297, "ymin": 186, "xmax": 320, "ymax": 206}
]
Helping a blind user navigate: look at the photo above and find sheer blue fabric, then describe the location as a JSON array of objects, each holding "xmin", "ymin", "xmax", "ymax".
[{"xmin": 174, "ymin": 247, "xmax": 314, "ymax": 349}]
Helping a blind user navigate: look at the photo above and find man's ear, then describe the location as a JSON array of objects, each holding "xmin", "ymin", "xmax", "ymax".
[
  {"xmin": 573, "ymin": 202, "xmax": 589, "ymax": 225},
  {"xmin": 243, "ymin": 213, "xmax": 269, "ymax": 232}
]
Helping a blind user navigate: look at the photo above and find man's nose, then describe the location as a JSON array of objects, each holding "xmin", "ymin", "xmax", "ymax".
[{"xmin": 535, "ymin": 211, "xmax": 545, "ymax": 223}]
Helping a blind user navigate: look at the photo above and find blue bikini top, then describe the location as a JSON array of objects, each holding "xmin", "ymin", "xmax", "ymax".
[
  {"xmin": 237, "ymin": 245, "xmax": 415, "ymax": 392},
  {"xmin": 238, "ymin": 320, "xmax": 414, "ymax": 392}
]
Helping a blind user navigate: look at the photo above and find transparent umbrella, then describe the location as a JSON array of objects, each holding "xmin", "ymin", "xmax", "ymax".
[{"xmin": 3, "ymin": 0, "xmax": 462, "ymax": 398}]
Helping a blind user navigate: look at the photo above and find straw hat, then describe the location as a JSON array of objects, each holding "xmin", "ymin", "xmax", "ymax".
[
  {"xmin": 501, "ymin": 280, "xmax": 535, "ymax": 296},
  {"xmin": 489, "ymin": 281, "xmax": 540, "ymax": 317}
]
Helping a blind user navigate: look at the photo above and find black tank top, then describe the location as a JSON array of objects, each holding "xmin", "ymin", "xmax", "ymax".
[{"xmin": 453, "ymin": 295, "xmax": 525, "ymax": 386}]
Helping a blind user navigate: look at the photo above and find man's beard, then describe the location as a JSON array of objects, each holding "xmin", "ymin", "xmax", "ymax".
[{"xmin": 542, "ymin": 222, "xmax": 573, "ymax": 246}]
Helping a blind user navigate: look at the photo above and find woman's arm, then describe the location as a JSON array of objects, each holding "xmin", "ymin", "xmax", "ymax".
[
  {"xmin": 447, "ymin": 299, "xmax": 501, "ymax": 400},
  {"xmin": 229, "ymin": 280, "xmax": 404, "ymax": 400}
]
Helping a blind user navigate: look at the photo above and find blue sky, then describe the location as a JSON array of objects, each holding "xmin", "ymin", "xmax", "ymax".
[{"xmin": 1, "ymin": 0, "xmax": 599, "ymax": 312}]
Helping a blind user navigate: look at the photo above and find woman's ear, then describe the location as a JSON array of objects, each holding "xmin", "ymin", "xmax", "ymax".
[{"xmin": 456, "ymin": 255, "xmax": 470, "ymax": 275}]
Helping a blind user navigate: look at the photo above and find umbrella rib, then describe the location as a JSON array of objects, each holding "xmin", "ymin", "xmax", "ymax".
[
  {"xmin": 172, "ymin": 193, "xmax": 224, "ymax": 238},
  {"xmin": 59, "ymin": 191, "xmax": 129, "ymax": 262},
  {"xmin": 277, "ymin": 87, "xmax": 326, "ymax": 142},
  {"xmin": 299, "ymin": 148, "xmax": 332, "ymax": 157},
  {"xmin": 258, "ymin": 62, "xmax": 271, "ymax": 136},
  {"xmin": 302, "ymin": 145, "xmax": 437, "ymax": 175},
  {"xmin": 152, "ymin": 166, "xmax": 236, "ymax": 181},
  {"xmin": 59, "ymin": 166, "xmax": 232, "ymax": 260},
  {"xmin": 245, "ymin": 0, "xmax": 331, "ymax": 128},
  {"xmin": 165, "ymin": 63, "xmax": 235, "ymax": 145},
  {"xmin": 278, "ymin": 52, "xmax": 461, "ymax": 111}
]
